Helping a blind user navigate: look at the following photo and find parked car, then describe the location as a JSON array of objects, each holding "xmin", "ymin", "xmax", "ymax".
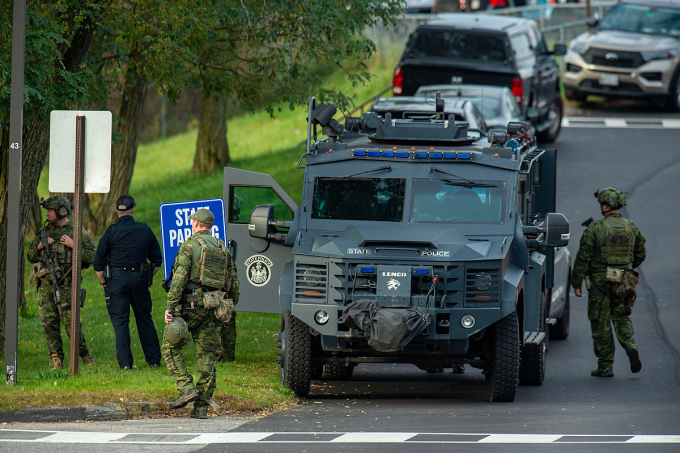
[
  {"xmin": 392, "ymin": 13, "xmax": 566, "ymax": 142},
  {"xmin": 415, "ymin": 84, "xmax": 538, "ymax": 138},
  {"xmin": 562, "ymin": 0, "xmax": 680, "ymax": 111},
  {"xmin": 370, "ymin": 96, "xmax": 489, "ymax": 135}
]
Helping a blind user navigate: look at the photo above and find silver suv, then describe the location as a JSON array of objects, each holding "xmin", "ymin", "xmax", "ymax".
[{"xmin": 563, "ymin": 0, "xmax": 680, "ymax": 111}]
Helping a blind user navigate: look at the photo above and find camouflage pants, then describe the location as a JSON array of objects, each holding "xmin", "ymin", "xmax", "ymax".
[
  {"xmin": 38, "ymin": 285, "xmax": 90, "ymax": 361},
  {"xmin": 162, "ymin": 307, "xmax": 221, "ymax": 410},
  {"xmin": 220, "ymin": 311, "xmax": 236, "ymax": 361},
  {"xmin": 587, "ymin": 274, "xmax": 637, "ymax": 368}
]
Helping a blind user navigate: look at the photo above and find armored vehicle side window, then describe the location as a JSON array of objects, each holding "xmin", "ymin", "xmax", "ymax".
[
  {"xmin": 230, "ymin": 186, "xmax": 293, "ymax": 224},
  {"xmin": 312, "ymin": 178, "xmax": 405, "ymax": 222},
  {"xmin": 410, "ymin": 30, "xmax": 509, "ymax": 64},
  {"xmin": 411, "ymin": 179, "xmax": 506, "ymax": 224}
]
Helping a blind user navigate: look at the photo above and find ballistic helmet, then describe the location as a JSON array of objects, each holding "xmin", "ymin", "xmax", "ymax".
[
  {"xmin": 41, "ymin": 196, "xmax": 70, "ymax": 218},
  {"xmin": 165, "ymin": 317, "xmax": 190, "ymax": 347},
  {"xmin": 595, "ymin": 187, "xmax": 627, "ymax": 209}
]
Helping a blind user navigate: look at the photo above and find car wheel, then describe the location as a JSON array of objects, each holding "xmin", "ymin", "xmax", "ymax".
[
  {"xmin": 564, "ymin": 87, "xmax": 587, "ymax": 102},
  {"xmin": 485, "ymin": 312, "xmax": 520, "ymax": 402},
  {"xmin": 537, "ymin": 97, "xmax": 563, "ymax": 144},
  {"xmin": 278, "ymin": 309, "xmax": 311, "ymax": 397},
  {"xmin": 667, "ymin": 68, "xmax": 680, "ymax": 112},
  {"xmin": 551, "ymin": 266, "xmax": 571, "ymax": 340}
]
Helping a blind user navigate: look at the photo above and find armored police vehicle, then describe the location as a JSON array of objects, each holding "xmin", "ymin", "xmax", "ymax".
[{"xmin": 223, "ymin": 97, "xmax": 571, "ymax": 402}]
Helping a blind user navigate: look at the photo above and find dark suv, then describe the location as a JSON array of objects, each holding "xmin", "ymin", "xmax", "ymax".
[{"xmin": 392, "ymin": 13, "xmax": 566, "ymax": 142}]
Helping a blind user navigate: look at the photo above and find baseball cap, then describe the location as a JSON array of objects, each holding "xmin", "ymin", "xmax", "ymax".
[
  {"xmin": 189, "ymin": 208, "xmax": 215, "ymax": 226},
  {"xmin": 116, "ymin": 195, "xmax": 136, "ymax": 211}
]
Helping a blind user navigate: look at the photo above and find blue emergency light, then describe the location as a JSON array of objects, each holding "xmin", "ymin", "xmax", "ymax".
[
  {"xmin": 414, "ymin": 268, "xmax": 430, "ymax": 275},
  {"xmin": 359, "ymin": 267, "xmax": 375, "ymax": 274}
]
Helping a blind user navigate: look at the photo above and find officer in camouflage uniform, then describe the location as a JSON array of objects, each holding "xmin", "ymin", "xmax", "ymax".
[
  {"xmin": 571, "ymin": 188, "xmax": 646, "ymax": 377},
  {"xmin": 27, "ymin": 196, "xmax": 96, "ymax": 370},
  {"xmin": 162, "ymin": 209, "xmax": 240, "ymax": 418}
]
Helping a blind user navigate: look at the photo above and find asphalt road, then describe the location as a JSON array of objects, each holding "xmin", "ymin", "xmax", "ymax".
[{"xmin": 2, "ymin": 100, "xmax": 679, "ymax": 452}]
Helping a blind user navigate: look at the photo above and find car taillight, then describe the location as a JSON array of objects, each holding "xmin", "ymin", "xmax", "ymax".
[
  {"xmin": 489, "ymin": 0, "xmax": 507, "ymax": 7},
  {"xmin": 511, "ymin": 78, "xmax": 523, "ymax": 104},
  {"xmin": 393, "ymin": 68, "xmax": 403, "ymax": 95}
]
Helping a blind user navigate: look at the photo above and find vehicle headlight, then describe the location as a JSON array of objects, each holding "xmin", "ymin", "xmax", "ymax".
[
  {"xmin": 474, "ymin": 274, "xmax": 493, "ymax": 291},
  {"xmin": 303, "ymin": 269, "xmax": 323, "ymax": 287},
  {"xmin": 569, "ymin": 41, "xmax": 589, "ymax": 56},
  {"xmin": 314, "ymin": 310, "xmax": 330, "ymax": 325},
  {"xmin": 641, "ymin": 49, "xmax": 677, "ymax": 62},
  {"xmin": 461, "ymin": 315, "xmax": 476, "ymax": 329}
]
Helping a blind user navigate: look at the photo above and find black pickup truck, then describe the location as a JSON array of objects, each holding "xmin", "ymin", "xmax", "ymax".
[{"xmin": 392, "ymin": 13, "xmax": 566, "ymax": 143}]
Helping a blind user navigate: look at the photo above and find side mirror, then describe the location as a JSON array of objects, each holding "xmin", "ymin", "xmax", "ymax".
[
  {"xmin": 249, "ymin": 205, "xmax": 274, "ymax": 239},
  {"xmin": 544, "ymin": 213, "xmax": 570, "ymax": 247},
  {"xmin": 526, "ymin": 107, "xmax": 541, "ymax": 120},
  {"xmin": 552, "ymin": 44, "xmax": 567, "ymax": 56},
  {"xmin": 249, "ymin": 204, "xmax": 293, "ymax": 241},
  {"xmin": 586, "ymin": 15, "xmax": 600, "ymax": 27}
]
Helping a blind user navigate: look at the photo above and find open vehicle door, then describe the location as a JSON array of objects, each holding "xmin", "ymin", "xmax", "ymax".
[{"xmin": 223, "ymin": 168, "xmax": 297, "ymax": 313}]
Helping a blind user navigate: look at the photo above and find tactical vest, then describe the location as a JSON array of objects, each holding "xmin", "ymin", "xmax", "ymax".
[
  {"xmin": 594, "ymin": 216, "xmax": 635, "ymax": 268},
  {"xmin": 185, "ymin": 234, "xmax": 228, "ymax": 290}
]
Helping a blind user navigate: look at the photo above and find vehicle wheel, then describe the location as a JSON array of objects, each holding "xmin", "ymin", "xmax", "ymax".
[
  {"xmin": 564, "ymin": 86, "xmax": 587, "ymax": 102},
  {"xmin": 519, "ymin": 292, "xmax": 548, "ymax": 386},
  {"xmin": 667, "ymin": 68, "xmax": 680, "ymax": 112},
  {"xmin": 325, "ymin": 362, "xmax": 355, "ymax": 381},
  {"xmin": 278, "ymin": 309, "xmax": 311, "ymax": 397},
  {"xmin": 537, "ymin": 97, "xmax": 563, "ymax": 143},
  {"xmin": 485, "ymin": 312, "xmax": 520, "ymax": 402},
  {"xmin": 551, "ymin": 266, "xmax": 571, "ymax": 340}
]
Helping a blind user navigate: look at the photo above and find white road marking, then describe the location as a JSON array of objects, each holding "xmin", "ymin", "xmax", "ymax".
[
  {"xmin": 562, "ymin": 117, "xmax": 680, "ymax": 129},
  {"xmin": 1, "ymin": 430, "xmax": 680, "ymax": 444}
]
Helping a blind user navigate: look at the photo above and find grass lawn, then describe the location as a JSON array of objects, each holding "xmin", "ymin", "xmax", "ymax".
[{"xmin": 0, "ymin": 47, "xmax": 400, "ymax": 414}]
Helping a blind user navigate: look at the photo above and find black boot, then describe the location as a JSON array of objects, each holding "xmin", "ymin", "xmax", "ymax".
[
  {"xmin": 169, "ymin": 388, "xmax": 199, "ymax": 409},
  {"xmin": 626, "ymin": 345, "xmax": 642, "ymax": 373},
  {"xmin": 591, "ymin": 367, "xmax": 614, "ymax": 377}
]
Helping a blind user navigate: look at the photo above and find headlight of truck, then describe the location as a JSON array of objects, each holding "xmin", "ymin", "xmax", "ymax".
[
  {"xmin": 641, "ymin": 49, "xmax": 676, "ymax": 62},
  {"xmin": 474, "ymin": 274, "xmax": 493, "ymax": 291},
  {"xmin": 569, "ymin": 41, "xmax": 589, "ymax": 56},
  {"xmin": 303, "ymin": 269, "xmax": 323, "ymax": 286}
]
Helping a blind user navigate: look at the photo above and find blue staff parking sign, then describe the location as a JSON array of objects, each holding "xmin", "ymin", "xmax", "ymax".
[{"xmin": 159, "ymin": 198, "xmax": 226, "ymax": 279}]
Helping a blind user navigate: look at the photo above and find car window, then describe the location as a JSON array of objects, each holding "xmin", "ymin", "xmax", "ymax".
[
  {"xmin": 410, "ymin": 30, "xmax": 510, "ymax": 63},
  {"xmin": 312, "ymin": 178, "xmax": 405, "ymax": 222},
  {"xmin": 599, "ymin": 3, "xmax": 680, "ymax": 37},
  {"xmin": 510, "ymin": 33, "xmax": 535, "ymax": 67},
  {"xmin": 505, "ymin": 91, "xmax": 521, "ymax": 117}
]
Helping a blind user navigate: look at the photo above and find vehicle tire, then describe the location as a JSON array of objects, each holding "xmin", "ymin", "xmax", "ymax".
[
  {"xmin": 666, "ymin": 67, "xmax": 680, "ymax": 112},
  {"xmin": 278, "ymin": 309, "xmax": 311, "ymax": 397},
  {"xmin": 551, "ymin": 266, "xmax": 571, "ymax": 340},
  {"xmin": 485, "ymin": 312, "xmax": 520, "ymax": 402},
  {"xmin": 537, "ymin": 97, "xmax": 563, "ymax": 143},
  {"xmin": 564, "ymin": 86, "xmax": 587, "ymax": 102},
  {"xmin": 325, "ymin": 362, "xmax": 355, "ymax": 381},
  {"xmin": 519, "ymin": 292, "xmax": 548, "ymax": 386}
]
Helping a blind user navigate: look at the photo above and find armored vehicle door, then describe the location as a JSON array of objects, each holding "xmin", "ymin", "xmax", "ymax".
[{"xmin": 223, "ymin": 168, "xmax": 297, "ymax": 313}]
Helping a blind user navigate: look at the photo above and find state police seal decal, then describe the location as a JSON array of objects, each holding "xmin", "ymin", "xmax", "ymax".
[{"xmin": 245, "ymin": 255, "xmax": 273, "ymax": 287}]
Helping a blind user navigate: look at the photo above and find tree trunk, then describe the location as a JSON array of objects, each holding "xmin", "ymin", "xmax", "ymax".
[
  {"xmin": 28, "ymin": 189, "xmax": 43, "ymax": 237},
  {"xmin": 94, "ymin": 64, "xmax": 149, "ymax": 229},
  {"xmin": 192, "ymin": 92, "xmax": 230, "ymax": 175}
]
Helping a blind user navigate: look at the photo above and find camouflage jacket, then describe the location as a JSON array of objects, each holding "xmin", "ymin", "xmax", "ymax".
[
  {"xmin": 27, "ymin": 220, "xmax": 96, "ymax": 286},
  {"xmin": 166, "ymin": 230, "xmax": 240, "ymax": 313},
  {"xmin": 571, "ymin": 213, "xmax": 646, "ymax": 289}
]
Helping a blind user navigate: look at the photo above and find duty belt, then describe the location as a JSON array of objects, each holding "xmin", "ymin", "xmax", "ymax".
[
  {"xmin": 589, "ymin": 267, "xmax": 609, "ymax": 274},
  {"xmin": 183, "ymin": 290, "xmax": 205, "ymax": 309},
  {"xmin": 112, "ymin": 266, "xmax": 139, "ymax": 272}
]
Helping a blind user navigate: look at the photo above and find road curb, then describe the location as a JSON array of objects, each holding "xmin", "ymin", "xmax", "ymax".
[{"xmin": 0, "ymin": 402, "xmax": 167, "ymax": 423}]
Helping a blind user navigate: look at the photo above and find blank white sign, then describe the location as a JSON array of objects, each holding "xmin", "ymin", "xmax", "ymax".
[{"xmin": 49, "ymin": 110, "xmax": 112, "ymax": 193}]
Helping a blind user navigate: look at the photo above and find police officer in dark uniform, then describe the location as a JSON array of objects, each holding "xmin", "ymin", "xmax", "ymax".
[{"xmin": 94, "ymin": 195, "xmax": 163, "ymax": 369}]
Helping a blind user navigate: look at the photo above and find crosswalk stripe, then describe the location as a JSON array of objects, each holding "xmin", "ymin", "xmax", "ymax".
[
  {"xmin": 562, "ymin": 117, "xmax": 680, "ymax": 129},
  {"xmin": 1, "ymin": 430, "xmax": 680, "ymax": 444}
]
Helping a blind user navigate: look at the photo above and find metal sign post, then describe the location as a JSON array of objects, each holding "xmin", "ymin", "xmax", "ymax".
[
  {"xmin": 5, "ymin": 0, "xmax": 27, "ymax": 386},
  {"xmin": 70, "ymin": 116, "xmax": 86, "ymax": 377}
]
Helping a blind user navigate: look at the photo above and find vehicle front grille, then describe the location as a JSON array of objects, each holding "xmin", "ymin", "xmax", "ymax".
[
  {"xmin": 465, "ymin": 267, "xmax": 501, "ymax": 306},
  {"xmin": 294, "ymin": 262, "xmax": 328, "ymax": 301},
  {"xmin": 580, "ymin": 79, "xmax": 643, "ymax": 93},
  {"xmin": 584, "ymin": 48, "xmax": 643, "ymax": 69}
]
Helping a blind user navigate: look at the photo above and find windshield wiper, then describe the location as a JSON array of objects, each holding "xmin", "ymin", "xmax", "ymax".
[
  {"xmin": 429, "ymin": 167, "xmax": 496, "ymax": 187},
  {"xmin": 346, "ymin": 165, "xmax": 392, "ymax": 178}
]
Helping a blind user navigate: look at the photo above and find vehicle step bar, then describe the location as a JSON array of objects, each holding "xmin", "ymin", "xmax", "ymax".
[{"xmin": 524, "ymin": 331, "xmax": 546, "ymax": 345}]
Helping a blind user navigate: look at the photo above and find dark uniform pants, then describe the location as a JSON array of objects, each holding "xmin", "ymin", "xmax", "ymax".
[
  {"xmin": 587, "ymin": 274, "xmax": 637, "ymax": 369},
  {"xmin": 105, "ymin": 271, "xmax": 161, "ymax": 367},
  {"xmin": 162, "ymin": 307, "xmax": 222, "ymax": 410}
]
